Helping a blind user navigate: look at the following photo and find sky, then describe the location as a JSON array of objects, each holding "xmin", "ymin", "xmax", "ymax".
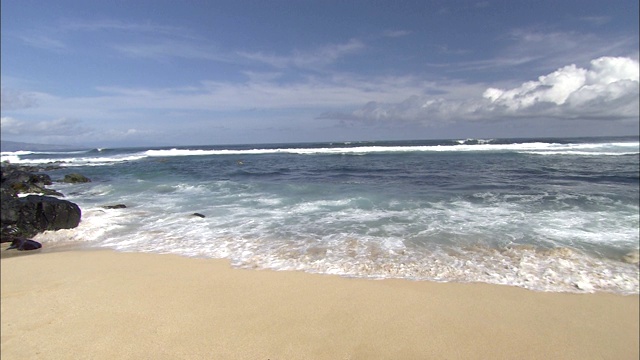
[{"xmin": 1, "ymin": 0, "xmax": 638, "ymax": 147}]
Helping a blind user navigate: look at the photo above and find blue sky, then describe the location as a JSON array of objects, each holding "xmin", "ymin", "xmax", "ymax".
[{"xmin": 1, "ymin": 0, "xmax": 638, "ymax": 147}]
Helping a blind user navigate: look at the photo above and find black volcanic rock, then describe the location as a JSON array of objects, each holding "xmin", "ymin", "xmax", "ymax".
[
  {"xmin": 1, "ymin": 163, "xmax": 83, "ymax": 242},
  {"xmin": 8, "ymin": 195, "xmax": 81, "ymax": 238},
  {"xmin": 6, "ymin": 237, "xmax": 42, "ymax": 251},
  {"xmin": 63, "ymin": 173, "xmax": 91, "ymax": 183},
  {"xmin": 1, "ymin": 164, "xmax": 61, "ymax": 196}
]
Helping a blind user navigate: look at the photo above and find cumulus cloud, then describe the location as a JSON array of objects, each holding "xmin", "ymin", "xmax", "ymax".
[
  {"xmin": 323, "ymin": 56, "xmax": 639, "ymax": 125},
  {"xmin": 483, "ymin": 56, "xmax": 639, "ymax": 119}
]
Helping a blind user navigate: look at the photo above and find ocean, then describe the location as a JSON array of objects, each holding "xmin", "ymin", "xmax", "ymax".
[{"xmin": 2, "ymin": 136, "xmax": 639, "ymax": 294}]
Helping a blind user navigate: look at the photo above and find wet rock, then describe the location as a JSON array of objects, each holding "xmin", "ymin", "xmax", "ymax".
[
  {"xmin": 12, "ymin": 195, "xmax": 82, "ymax": 238},
  {"xmin": 192, "ymin": 213, "xmax": 206, "ymax": 218},
  {"xmin": 63, "ymin": 173, "xmax": 91, "ymax": 183},
  {"xmin": 622, "ymin": 251, "xmax": 639, "ymax": 265},
  {"xmin": 1, "ymin": 163, "xmax": 83, "ymax": 242},
  {"xmin": 103, "ymin": 204, "xmax": 127, "ymax": 209},
  {"xmin": 6, "ymin": 237, "xmax": 42, "ymax": 251},
  {"xmin": 1, "ymin": 165, "xmax": 58, "ymax": 196}
]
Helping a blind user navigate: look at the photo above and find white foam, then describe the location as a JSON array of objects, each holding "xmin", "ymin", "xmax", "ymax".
[
  {"xmin": 521, "ymin": 151, "xmax": 638, "ymax": 156},
  {"xmin": 3, "ymin": 141, "xmax": 637, "ymax": 167},
  {"xmin": 1, "ymin": 152, "xmax": 148, "ymax": 166},
  {"xmin": 142, "ymin": 141, "xmax": 639, "ymax": 158}
]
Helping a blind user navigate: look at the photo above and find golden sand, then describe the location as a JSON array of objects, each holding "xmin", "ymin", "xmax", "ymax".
[{"xmin": 1, "ymin": 249, "xmax": 638, "ymax": 359}]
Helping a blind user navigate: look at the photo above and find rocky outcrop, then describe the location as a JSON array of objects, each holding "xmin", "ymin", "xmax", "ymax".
[
  {"xmin": 1, "ymin": 163, "xmax": 83, "ymax": 244},
  {"xmin": 1, "ymin": 163, "xmax": 63, "ymax": 197},
  {"xmin": 11, "ymin": 195, "xmax": 81, "ymax": 237}
]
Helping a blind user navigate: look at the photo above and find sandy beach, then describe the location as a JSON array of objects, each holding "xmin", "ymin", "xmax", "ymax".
[{"xmin": 1, "ymin": 249, "xmax": 638, "ymax": 360}]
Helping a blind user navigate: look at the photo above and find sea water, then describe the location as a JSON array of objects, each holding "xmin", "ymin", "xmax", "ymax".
[{"xmin": 2, "ymin": 137, "xmax": 639, "ymax": 294}]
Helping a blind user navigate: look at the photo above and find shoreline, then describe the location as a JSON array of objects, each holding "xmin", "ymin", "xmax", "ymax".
[
  {"xmin": 2, "ymin": 249, "xmax": 638, "ymax": 359},
  {"xmin": 4, "ymin": 240, "xmax": 638, "ymax": 295}
]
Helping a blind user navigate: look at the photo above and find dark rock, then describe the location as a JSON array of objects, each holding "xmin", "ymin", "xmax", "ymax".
[
  {"xmin": 1, "ymin": 193, "xmax": 22, "ymax": 237},
  {"xmin": 1, "ymin": 165, "xmax": 57, "ymax": 196},
  {"xmin": 6, "ymin": 237, "xmax": 42, "ymax": 251},
  {"xmin": 63, "ymin": 173, "xmax": 91, "ymax": 183},
  {"xmin": 103, "ymin": 204, "xmax": 127, "ymax": 209},
  {"xmin": 1, "ymin": 164, "xmax": 82, "ymax": 241},
  {"xmin": 192, "ymin": 213, "xmax": 206, "ymax": 218},
  {"xmin": 1, "ymin": 195, "xmax": 82, "ymax": 239},
  {"xmin": 19, "ymin": 195, "xmax": 82, "ymax": 234},
  {"xmin": 1, "ymin": 162, "xmax": 61, "ymax": 173}
]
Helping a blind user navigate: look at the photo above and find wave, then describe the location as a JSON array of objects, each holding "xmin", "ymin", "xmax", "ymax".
[
  {"xmin": 523, "ymin": 151, "xmax": 639, "ymax": 156},
  {"xmin": 455, "ymin": 138, "xmax": 495, "ymax": 145},
  {"xmin": 0, "ymin": 149, "xmax": 92, "ymax": 156},
  {"xmin": 145, "ymin": 141, "xmax": 639, "ymax": 157},
  {"xmin": 2, "ymin": 140, "xmax": 637, "ymax": 166},
  {"xmin": 0, "ymin": 153, "xmax": 148, "ymax": 167}
]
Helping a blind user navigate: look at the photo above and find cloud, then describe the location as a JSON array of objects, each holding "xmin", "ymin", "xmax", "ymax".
[
  {"xmin": 1, "ymin": 88, "xmax": 39, "ymax": 110},
  {"xmin": 4, "ymin": 56, "xmax": 636, "ymax": 145},
  {"xmin": 579, "ymin": 16, "xmax": 611, "ymax": 26},
  {"xmin": 237, "ymin": 39, "xmax": 365, "ymax": 70},
  {"xmin": 88, "ymin": 73, "xmax": 427, "ymax": 112},
  {"xmin": 483, "ymin": 56, "xmax": 639, "ymax": 118},
  {"xmin": 112, "ymin": 40, "xmax": 230, "ymax": 62},
  {"xmin": 16, "ymin": 34, "xmax": 67, "ymax": 52},
  {"xmin": 434, "ymin": 29, "xmax": 637, "ymax": 78},
  {"xmin": 322, "ymin": 56, "xmax": 640, "ymax": 125},
  {"xmin": 382, "ymin": 30, "xmax": 412, "ymax": 38},
  {"xmin": 61, "ymin": 19, "xmax": 195, "ymax": 38},
  {"xmin": 0, "ymin": 117, "xmax": 91, "ymax": 136},
  {"xmin": 0, "ymin": 116, "xmax": 153, "ymax": 145}
]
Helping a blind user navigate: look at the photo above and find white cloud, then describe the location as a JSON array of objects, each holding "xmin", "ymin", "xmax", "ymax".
[
  {"xmin": 325, "ymin": 56, "xmax": 640, "ymax": 124},
  {"xmin": 579, "ymin": 16, "xmax": 611, "ymax": 26},
  {"xmin": 237, "ymin": 39, "xmax": 365, "ymax": 70},
  {"xmin": 3, "ymin": 57, "xmax": 636, "ymax": 145},
  {"xmin": 112, "ymin": 40, "xmax": 231, "ymax": 62},
  {"xmin": 1, "ymin": 88, "xmax": 39, "ymax": 110},
  {"xmin": 439, "ymin": 29, "xmax": 637, "ymax": 77},
  {"xmin": 382, "ymin": 30, "xmax": 412, "ymax": 38},
  {"xmin": 61, "ymin": 19, "xmax": 194, "ymax": 38},
  {"xmin": 484, "ymin": 56, "xmax": 639, "ymax": 118},
  {"xmin": 16, "ymin": 34, "xmax": 67, "ymax": 52},
  {"xmin": 0, "ymin": 117, "xmax": 90, "ymax": 136}
]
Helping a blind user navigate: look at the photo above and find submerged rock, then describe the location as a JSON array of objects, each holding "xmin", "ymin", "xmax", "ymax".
[
  {"xmin": 622, "ymin": 251, "xmax": 639, "ymax": 265},
  {"xmin": 103, "ymin": 204, "xmax": 127, "ymax": 209},
  {"xmin": 63, "ymin": 173, "xmax": 91, "ymax": 183}
]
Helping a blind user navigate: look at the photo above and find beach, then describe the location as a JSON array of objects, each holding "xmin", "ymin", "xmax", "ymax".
[{"xmin": 2, "ymin": 249, "xmax": 638, "ymax": 359}]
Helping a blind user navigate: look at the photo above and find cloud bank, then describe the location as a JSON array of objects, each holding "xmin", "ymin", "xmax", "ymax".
[
  {"xmin": 0, "ymin": 117, "xmax": 90, "ymax": 136},
  {"xmin": 323, "ymin": 56, "xmax": 639, "ymax": 125}
]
